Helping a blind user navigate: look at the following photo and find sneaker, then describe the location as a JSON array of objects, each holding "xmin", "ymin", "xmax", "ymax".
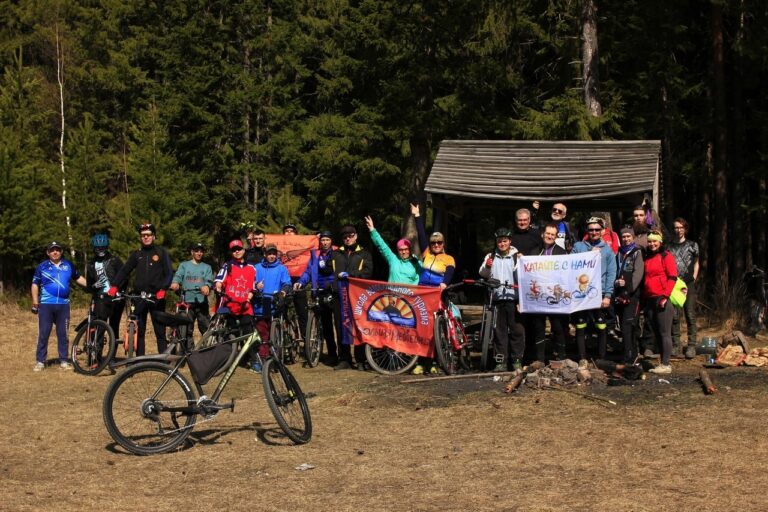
[
  {"xmin": 578, "ymin": 359, "xmax": 589, "ymax": 370},
  {"xmin": 512, "ymin": 359, "xmax": 523, "ymax": 371},
  {"xmin": 356, "ymin": 362, "xmax": 370, "ymax": 372},
  {"xmin": 649, "ymin": 364, "xmax": 672, "ymax": 375},
  {"xmin": 684, "ymin": 345, "xmax": 697, "ymax": 359},
  {"xmin": 411, "ymin": 365, "xmax": 425, "ymax": 375},
  {"xmin": 250, "ymin": 361, "xmax": 262, "ymax": 373},
  {"xmin": 429, "ymin": 365, "xmax": 439, "ymax": 375},
  {"xmin": 59, "ymin": 361, "xmax": 72, "ymax": 370},
  {"xmin": 33, "ymin": 362, "xmax": 45, "ymax": 372},
  {"xmin": 333, "ymin": 360, "xmax": 352, "ymax": 371},
  {"xmin": 492, "ymin": 363, "xmax": 507, "ymax": 372}
]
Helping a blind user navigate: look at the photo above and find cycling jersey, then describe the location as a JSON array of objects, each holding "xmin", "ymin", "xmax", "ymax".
[
  {"xmin": 215, "ymin": 260, "xmax": 256, "ymax": 315},
  {"xmin": 419, "ymin": 251, "xmax": 455, "ymax": 287},
  {"xmin": 32, "ymin": 259, "xmax": 81, "ymax": 304}
]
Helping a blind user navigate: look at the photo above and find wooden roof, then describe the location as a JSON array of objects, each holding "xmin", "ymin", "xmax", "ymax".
[{"xmin": 425, "ymin": 140, "xmax": 660, "ymax": 206}]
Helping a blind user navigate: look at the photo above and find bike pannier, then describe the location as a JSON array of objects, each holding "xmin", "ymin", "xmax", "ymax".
[{"xmin": 188, "ymin": 342, "xmax": 233, "ymax": 385}]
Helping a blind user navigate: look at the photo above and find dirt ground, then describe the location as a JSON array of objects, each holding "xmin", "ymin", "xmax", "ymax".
[{"xmin": 2, "ymin": 302, "xmax": 768, "ymax": 512}]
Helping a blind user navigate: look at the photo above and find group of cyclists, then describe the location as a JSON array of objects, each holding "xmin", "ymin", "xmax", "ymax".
[{"xmin": 31, "ymin": 199, "xmax": 699, "ymax": 378}]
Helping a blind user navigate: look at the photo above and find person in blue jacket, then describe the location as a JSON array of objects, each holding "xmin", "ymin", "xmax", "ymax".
[
  {"xmin": 31, "ymin": 241, "xmax": 87, "ymax": 371},
  {"xmin": 252, "ymin": 244, "xmax": 292, "ymax": 371},
  {"xmin": 571, "ymin": 217, "xmax": 618, "ymax": 367}
]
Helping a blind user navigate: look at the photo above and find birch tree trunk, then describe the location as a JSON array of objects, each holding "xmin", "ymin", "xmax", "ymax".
[
  {"xmin": 581, "ymin": 0, "xmax": 602, "ymax": 117},
  {"xmin": 56, "ymin": 23, "xmax": 74, "ymax": 257}
]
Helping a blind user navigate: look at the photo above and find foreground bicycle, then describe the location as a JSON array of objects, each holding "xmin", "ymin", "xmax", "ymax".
[
  {"xmin": 432, "ymin": 281, "xmax": 473, "ymax": 375},
  {"xmin": 103, "ymin": 312, "xmax": 312, "ymax": 455},
  {"xmin": 71, "ymin": 298, "xmax": 117, "ymax": 375}
]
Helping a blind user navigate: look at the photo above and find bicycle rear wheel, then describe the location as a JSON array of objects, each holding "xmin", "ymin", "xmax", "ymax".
[
  {"xmin": 261, "ymin": 358, "xmax": 312, "ymax": 444},
  {"xmin": 364, "ymin": 344, "xmax": 418, "ymax": 375},
  {"xmin": 479, "ymin": 308, "xmax": 496, "ymax": 371},
  {"xmin": 304, "ymin": 310, "xmax": 323, "ymax": 367},
  {"xmin": 72, "ymin": 320, "xmax": 116, "ymax": 376},
  {"xmin": 433, "ymin": 314, "xmax": 459, "ymax": 375},
  {"xmin": 103, "ymin": 362, "xmax": 196, "ymax": 455}
]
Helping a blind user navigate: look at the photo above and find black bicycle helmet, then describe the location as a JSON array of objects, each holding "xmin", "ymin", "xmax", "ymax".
[
  {"xmin": 494, "ymin": 227, "xmax": 513, "ymax": 239},
  {"xmin": 138, "ymin": 222, "xmax": 156, "ymax": 234}
]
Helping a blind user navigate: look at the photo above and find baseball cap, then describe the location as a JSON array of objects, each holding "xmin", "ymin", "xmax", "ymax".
[
  {"xmin": 340, "ymin": 225, "xmax": 357, "ymax": 236},
  {"xmin": 265, "ymin": 243, "xmax": 279, "ymax": 254},
  {"xmin": 191, "ymin": 242, "xmax": 205, "ymax": 251},
  {"xmin": 229, "ymin": 240, "xmax": 244, "ymax": 250},
  {"xmin": 47, "ymin": 241, "xmax": 63, "ymax": 251},
  {"xmin": 396, "ymin": 238, "xmax": 412, "ymax": 249},
  {"xmin": 319, "ymin": 230, "xmax": 333, "ymax": 240}
]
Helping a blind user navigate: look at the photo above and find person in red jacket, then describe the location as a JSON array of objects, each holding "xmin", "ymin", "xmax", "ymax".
[{"xmin": 642, "ymin": 230, "xmax": 678, "ymax": 374}]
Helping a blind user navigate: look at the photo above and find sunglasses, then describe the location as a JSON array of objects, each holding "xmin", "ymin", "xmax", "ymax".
[
  {"xmin": 587, "ymin": 228, "xmax": 602, "ymax": 232},
  {"xmin": 552, "ymin": 208, "xmax": 564, "ymax": 214},
  {"xmin": 343, "ymin": 233, "xmax": 356, "ymax": 238},
  {"xmin": 430, "ymin": 241, "xmax": 444, "ymax": 245},
  {"xmin": 231, "ymin": 247, "xmax": 244, "ymax": 252}
]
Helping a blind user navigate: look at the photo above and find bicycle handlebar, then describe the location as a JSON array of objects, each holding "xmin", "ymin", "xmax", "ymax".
[{"xmin": 112, "ymin": 291, "xmax": 157, "ymax": 303}]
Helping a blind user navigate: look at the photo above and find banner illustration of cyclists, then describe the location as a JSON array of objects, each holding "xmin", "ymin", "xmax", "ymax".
[
  {"xmin": 342, "ymin": 278, "xmax": 441, "ymax": 358},
  {"xmin": 517, "ymin": 251, "xmax": 602, "ymax": 314},
  {"xmin": 265, "ymin": 234, "xmax": 319, "ymax": 278}
]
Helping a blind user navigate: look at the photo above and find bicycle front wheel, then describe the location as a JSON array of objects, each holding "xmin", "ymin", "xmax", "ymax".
[
  {"xmin": 270, "ymin": 319, "xmax": 286, "ymax": 363},
  {"xmin": 72, "ymin": 320, "xmax": 116, "ymax": 376},
  {"xmin": 304, "ymin": 310, "xmax": 323, "ymax": 367},
  {"xmin": 103, "ymin": 362, "xmax": 197, "ymax": 455},
  {"xmin": 364, "ymin": 344, "xmax": 418, "ymax": 375},
  {"xmin": 261, "ymin": 358, "xmax": 312, "ymax": 444}
]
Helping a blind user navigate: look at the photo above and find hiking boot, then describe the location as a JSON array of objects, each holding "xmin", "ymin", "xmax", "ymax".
[
  {"xmin": 512, "ymin": 359, "xmax": 523, "ymax": 371},
  {"xmin": 59, "ymin": 361, "xmax": 72, "ymax": 370},
  {"xmin": 684, "ymin": 345, "xmax": 697, "ymax": 359},
  {"xmin": 429, "ymin": 364, "xmax": 439, "ymax": 375},
  {"xmin": 333, "ymin": 360, "xmax": 352, "ymax": 371},
  {"xmin": 411, "ymin": 365, "xmax": 425, "ymax": 375},
  {"xmin": 356, "ymin": 362, "xmax": 370, "ymax": 372},
  {"xmin": 249, "ymin": 361, "xmax": 262, "ymax": 373},
  {"xmin": 33, "ymin": 362, "xmax": 45, "ymax": 372},
  {"xmin": 649, "ymin": 364, "xmax": 672, "ymax": 375}
]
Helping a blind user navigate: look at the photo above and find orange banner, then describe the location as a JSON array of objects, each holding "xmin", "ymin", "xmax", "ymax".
[
  {"xmin": 264, "ymin": 234, "xmax": 319, "ymax": 278},
  {"xmin": 346, "ymin": 278, "xmax": 441, "ymax": 358}
]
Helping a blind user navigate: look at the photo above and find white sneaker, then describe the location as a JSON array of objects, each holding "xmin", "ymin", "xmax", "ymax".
[
  {"xmin": 33, "ymin": 362, "xmax": 45, "ymax": 372},
  {"xmin": 59, "ymin": 361, "xmax": 73, "ymax": 370},
  {"xmin": 649, "ymin": 364, "xmax": 672, "ymax": 375}
]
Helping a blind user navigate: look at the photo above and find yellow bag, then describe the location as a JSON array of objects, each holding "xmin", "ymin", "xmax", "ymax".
[{"xmin": 669, "ymin": 278, "xmax": 688, "ymax": 307}]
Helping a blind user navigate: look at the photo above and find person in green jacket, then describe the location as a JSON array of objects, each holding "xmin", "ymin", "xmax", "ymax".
[
  {"xmin": 170, "ymin": 242, "xmax": 214, "ymax": 337},
  {"xmin": 364, "ymin": 215, "xmax": 422, "ymax": 284}
]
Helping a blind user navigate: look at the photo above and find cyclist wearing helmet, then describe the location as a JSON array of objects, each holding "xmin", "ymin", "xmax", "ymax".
[
  {"xmin": 109, "ymin": 223, "xmax": 174, "ymax": 355},
  {"xmin": 85, "ymin": 233, "xmax": 124, "ymax": 336},
  {"xmin": 479, "ymin": 227, "xmax": 525, "ymax": 372}
]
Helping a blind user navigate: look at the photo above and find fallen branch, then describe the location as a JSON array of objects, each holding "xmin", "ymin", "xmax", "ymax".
[
  {"xmin": 401, "ymin": 371, "xmax": 519, "ymax": 384},
  {"xmin": 699, "ymin": 369, "xmax": 717, "ymax": 394}
]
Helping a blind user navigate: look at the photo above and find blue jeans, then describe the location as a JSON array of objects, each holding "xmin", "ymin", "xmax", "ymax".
[{"xmin": 36, "ymin": 303, "xmax": 70, "ymax": 363}]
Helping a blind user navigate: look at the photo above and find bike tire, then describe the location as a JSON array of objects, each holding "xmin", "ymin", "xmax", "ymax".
[
  {"xmin": 364, "ymin": 344, "xmax": 418, "ymax": 375},
  {"xmin": 433, "ymin": 314, "xmax": 458, "ymax": 375},
  {"xmin": 479, "ymin": 308, "xmax": 495, "ymax": 371},
  {"xmin": 454, "ymin": 322, "xmax": 473, "ymax": 372},
  {"xmin": 126, "ymin": 322, "xmax": 136, "ymax": 359},
  {"xmin": 261, "ymin": 358, "xmax": 312, "ymax": 444},
  {"xmin": 304, "ymin": 311, "xmax": 323, "ymax": 367},
  {"xmin": 270, "ymin": 319, "xmax": 285, "ymax": 363},
  {"xmin": 102, "ymin": 362, "xmax": 196, "ymax": 455},
  {"xmin": 72, "ymin": 320, "xmax": 116, "ymax": 376}
]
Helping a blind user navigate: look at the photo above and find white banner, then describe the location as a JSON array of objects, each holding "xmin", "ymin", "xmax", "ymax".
[{"xmin": 517, "ymin": 252, "xmax": 603, "ymax": 314}]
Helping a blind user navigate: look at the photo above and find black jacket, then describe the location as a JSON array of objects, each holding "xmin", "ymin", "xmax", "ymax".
[
  {"xmin": 86, "ymin": 254, "xmax": 124, "ymax": 295},
  {"xmin": 331, "ymin": 244, "xmax": 373, "ymax": 285},
  {"xmin": 113, "ymin": 244, "xmax": 174, "ymax": 293}
]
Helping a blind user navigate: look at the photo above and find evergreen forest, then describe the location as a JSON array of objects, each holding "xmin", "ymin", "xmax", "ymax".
[{"xmin": 1, "ymin": 0, "xmax": 766, "ymax": 302}]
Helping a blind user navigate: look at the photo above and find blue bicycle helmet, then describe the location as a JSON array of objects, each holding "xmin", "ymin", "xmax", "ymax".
[{"xmin": 91, "ymin": 233, "xmax": 110, "ymax": 248}]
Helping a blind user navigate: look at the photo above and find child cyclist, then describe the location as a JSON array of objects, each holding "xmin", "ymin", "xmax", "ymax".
[{"xmin": 252, "ymin": 243, "xmax": 292, "ymax": 371}]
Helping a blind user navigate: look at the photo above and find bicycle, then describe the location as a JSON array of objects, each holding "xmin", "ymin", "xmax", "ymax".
[
  {"xmin": 102, "ymin": 312, "xmax": 312, "ymax": 455},
  {"xmin": 113, "ymin": 292, "xmax": 156, "ymax": 360},
  {"xmin": 745, "ymin": 266, "xmax": 767, "ymax": 335},
  {"xmin": 196, "ymin": 296, "xmax": 253, "ymax": 374},
  {"xmin": 432, "ymin": 281, "xmax": 473, "ymax": 375},
  {"xmin": 169, "ymin": 292, "xmax": 192, "ymax": 353},
  {"xmin": 304, "ymin": 290, "xmax": 335, "ymax": 367},
  {"xmin": 71, "ymin": 297, "xmax": 117, "ymax": 375},
  {"xmin": 463, "ymin": 277, "xmax": 512, "ymax": 371}
]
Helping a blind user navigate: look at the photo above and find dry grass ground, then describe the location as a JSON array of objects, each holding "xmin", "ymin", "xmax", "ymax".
[{"xmin": 2, "ymin": 303, "xmax": 768, "ymax": 512}]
